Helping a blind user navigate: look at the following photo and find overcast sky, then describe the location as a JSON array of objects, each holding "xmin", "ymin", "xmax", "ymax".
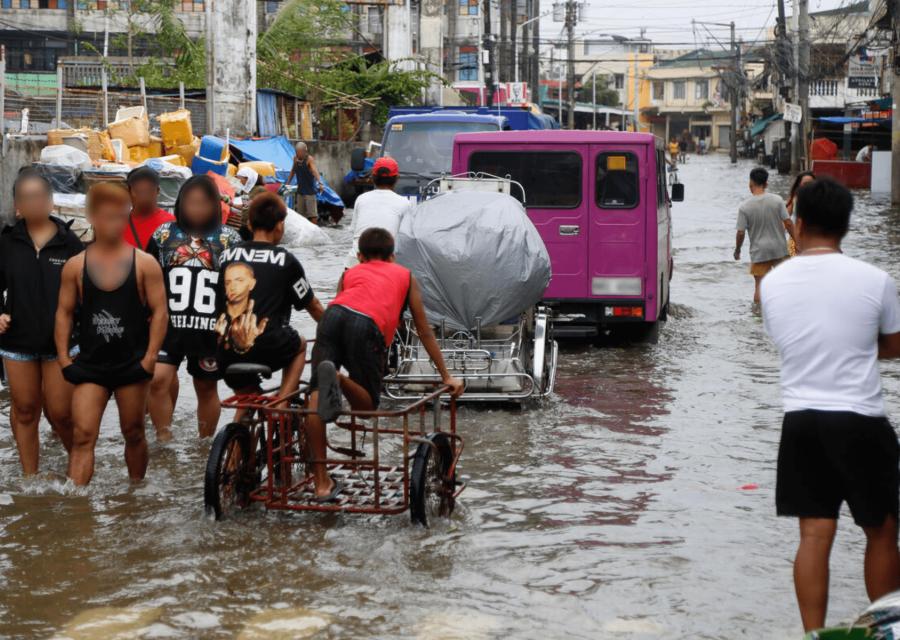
[{"xmin": 536, "ymin": 0, "xmax": 852, "ymax": 49}]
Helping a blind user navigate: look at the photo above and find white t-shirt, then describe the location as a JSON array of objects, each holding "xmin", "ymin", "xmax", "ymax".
[
  {"xmin": 856, "ymin": 146, "xmax": 872, "ymax": 162},
  {"xmin": 761, "ymin": 253, "xmax": 900, "ymax": 417},
  {"xmin": 345, "ymin": 189, "xmax": 413, "ymax": 268}
]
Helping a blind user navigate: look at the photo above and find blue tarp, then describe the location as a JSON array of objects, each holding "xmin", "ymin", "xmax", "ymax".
[
  {"xmin": 230, "ymin": 135, "xmax": 344, "ymax": 208},
  {"xmin": 256, "ymin": 91, "xmax": 279, "ymax": 137},
  {"xmin": 816, "ymin": 116, "xmax": 891, "ymax": 125}
]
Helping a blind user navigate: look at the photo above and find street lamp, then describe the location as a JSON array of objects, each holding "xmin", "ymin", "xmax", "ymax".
[{"xmin": 514, "ymin": 11, "xmax": 552, "ymax": 83}]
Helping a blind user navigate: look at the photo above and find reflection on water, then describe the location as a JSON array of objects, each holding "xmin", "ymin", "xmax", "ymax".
[{"xmin": 1, "ymin": 155, "xmax": 898, "ymax": 638}]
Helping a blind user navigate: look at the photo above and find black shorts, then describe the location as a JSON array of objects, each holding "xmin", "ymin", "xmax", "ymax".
[
  {"xmin": 777, "ymin": 409, "xmax": 900, "ymax": 527},
  {"xmin": 158, "ymin": 330, "xmax": 221, "ymax": 380},
  {"xmin": 309, "ymin": 305, "xmax": 386, "ymax": 409},
  {"xmin": 219, "ymin": 328, "xmax": 303, "ymax": 390},
  {"xmin": 62, "ymin": 359, "xmax": 152, "ymax": 392}
]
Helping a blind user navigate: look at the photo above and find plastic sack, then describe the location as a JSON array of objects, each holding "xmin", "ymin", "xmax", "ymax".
[
  {"xmin": 283, "ymin": 207, "xmax": 331, "ymax": 247},
  {"xmin": 40, "ymin": 145, "xmax": 92, "ymax": 169},
  {"xmin": 396, "ymin": 190, "xmax": 551, "ymax": 330},
  {"xmin": 33, "ymin": 162, "xmax": 84, "ymax": 194}
]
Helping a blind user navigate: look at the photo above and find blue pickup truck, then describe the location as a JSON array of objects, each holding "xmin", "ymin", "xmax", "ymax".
[{"xmin": 345, "ymin": 107, "xmax": 557, "ymax": 204}]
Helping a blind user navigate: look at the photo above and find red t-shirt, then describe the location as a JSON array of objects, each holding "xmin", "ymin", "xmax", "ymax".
[
  {"xmin": 124, "ymin": 208, "xmax": 175, "ymax": 250},
  {"xmin": 332, "ymin": 261, "xmax": 411, "ymax": 345}
]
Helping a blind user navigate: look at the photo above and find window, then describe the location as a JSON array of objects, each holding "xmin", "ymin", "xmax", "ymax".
[
  {"xmin": 652, "ymin": 81, "xmax": 664, "ymax": 100},
  {"xmin": 365, "ymin": 6, "xmax": 383, "ymax": 34},
  {"xmin": 458, "ymin": 50, "xmax": 478, "ymax": 81},
  {"xmin": 458, "ymin": 0, "xmax": 478, "ymax": 15},
  {"xmin": 614, "ymin": 74, "xmax": 625, "ymax": 90},
  {"xmin": 468, "ymin": 151, "xmax": 583, "ymax": 208},
  {"xmin": 694, "ymin": 79, "xmax": 708, "ymax": 100},
  {"xmin": 596, "ymin": 152, "xmax": 639, "ymax": 209},
  {"xmin": 673, "ymin": 81, "xmax": 685, "ymax": 100}
]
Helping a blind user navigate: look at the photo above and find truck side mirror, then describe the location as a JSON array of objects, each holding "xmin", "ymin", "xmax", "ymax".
[
  {"xmin": 671, "ymin": 182, "xmax": 684, "ymax": 202},
  {"xmin": 350, "ymin": 147, "xmax": 367, "ymax": 172}
]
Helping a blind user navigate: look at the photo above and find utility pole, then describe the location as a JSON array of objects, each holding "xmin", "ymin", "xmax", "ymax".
[
  {"xmin": 483, "ymin": 0, "xmax": 494, "ymax": 107},
  {"xmin": 632, "ymin": 50, "xmax": 639, "ymax": 132},
  {"xmin": 797, "ymin": 0, "xmax": 810, "ymax": 170},
  {"xmin": 531, "ymin": 0, "xmax": 540, "ymax": 97},
  {"xmin": 565, "ymin": 0, "xmax": 577, "ymax": 129},
  {"xmin": 510, "ymin": 0, "xmax": 517, "ymax": 87},
  {"xmin": 499, "ymin": 0, "xmax": 509, "ymax": 82},
  {"xmin": 892, "ymin": 0, "xmax": 900, "ymax": 202},
  {"xmin": 776, "ymin": 0, "xmax": 792, "ymax": 172},
  {"xmin": 730, "ymin": 21, "xmax": 737, "ymax": 163}
]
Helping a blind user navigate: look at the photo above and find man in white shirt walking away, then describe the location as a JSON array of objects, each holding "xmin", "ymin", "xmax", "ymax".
[
  {"xmin": 761, "ymin": 176, "xmax": 900, "ymax": 632},
  {"xmin": 734, "ymin": 167, "xmax": 796, "ymax": 306},
  {"xmin": 345, "ymin": 157, "xmax": 413, "ymax": 269}
]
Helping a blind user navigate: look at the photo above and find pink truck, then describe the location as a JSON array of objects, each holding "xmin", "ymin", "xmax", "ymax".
[{"xmin": 452, "ymin": 130, "xmax": 679, "ymax": 338}]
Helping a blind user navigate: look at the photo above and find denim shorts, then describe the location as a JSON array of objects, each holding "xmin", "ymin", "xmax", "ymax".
[{"xmin": 0, "ymin": 346, "xmax": 80, "ymax": 363}]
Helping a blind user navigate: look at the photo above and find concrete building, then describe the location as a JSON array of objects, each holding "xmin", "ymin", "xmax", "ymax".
[{"xmin": 645, "ymin": 49, "xmax": 733, "ymax": 149}]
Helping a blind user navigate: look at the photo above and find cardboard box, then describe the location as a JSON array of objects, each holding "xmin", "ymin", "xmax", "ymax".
[
  {"xmin": 108, "ymin": 116, "xmax": 150, "ymax": 148},
  {"xmin": 158, "ymin": 154, "xmax": 186, "ymax": 167},
  {"xmin": 129, "ymin": 145, "xmax": 152, "ymax": 163},
  {"xmin": 171, "ymin": 136, "xmax": 201, "ymax": 167}
]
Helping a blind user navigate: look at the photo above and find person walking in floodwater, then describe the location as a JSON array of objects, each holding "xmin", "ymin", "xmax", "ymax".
[
  {"xmin": 55, "ymin": 183, "xmax": 169, "ymax": 486},
  {"xmin": 761, "ymin": 177, "xmax": 900, "ymax": 632},
  {"xmin": 734, "ymin": 167, "xmax": 795, "ymax": 305},
  {"xmin": 286, "ymin": 142, "xmax": 324, "ymax": 226},
  {"xmin": 0, "ymin": 169, "xmax": 83, "ymax": 475},
  {"xmin": 785, "ymin": 171, "xmax": 816, "ymax": 256}
]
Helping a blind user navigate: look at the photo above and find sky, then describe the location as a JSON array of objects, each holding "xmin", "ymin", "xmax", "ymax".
[{"xmin": 536, "ymin": 0, "xmax": 854, "ymax": 49}]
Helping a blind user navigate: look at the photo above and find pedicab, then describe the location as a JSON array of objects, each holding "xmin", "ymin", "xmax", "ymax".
[
  {"xmin": 203, "ymin": 364, "xmax": 464, "ymax": 526},
  {"xmin": 383, "ymin": 174, "xmax": 558, "ymax": 403}
]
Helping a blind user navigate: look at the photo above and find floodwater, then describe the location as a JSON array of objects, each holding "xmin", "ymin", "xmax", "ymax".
[{"xmin": 2, "ymin": 155, "xmax": 900, "ymax": 639}]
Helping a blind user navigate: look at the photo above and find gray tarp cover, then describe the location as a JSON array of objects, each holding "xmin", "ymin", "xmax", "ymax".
[{"xmin": 396, "ymin": 190, "xmax": 551, "ymax": 330}]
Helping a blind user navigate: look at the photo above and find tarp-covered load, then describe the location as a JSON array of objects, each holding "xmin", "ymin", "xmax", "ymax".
[{"xmin": 397, "ymin": 190, "xmax": 551, "ymax": 330}]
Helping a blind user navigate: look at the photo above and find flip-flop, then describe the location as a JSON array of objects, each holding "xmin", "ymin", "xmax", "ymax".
[
  {"xmin": 314, "ymin": 476, "xmax": 343, "ymax": 503},
  {"xmin": 316, "ymin": 360, "xmax": 342, "ymax": 423}
]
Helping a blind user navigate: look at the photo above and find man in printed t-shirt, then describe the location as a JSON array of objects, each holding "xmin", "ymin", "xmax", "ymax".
[
  {"xmin": 145, "ymin": 175, "xmax": 242, "ymax": 440},
  {"xmin": 215, "ymin": 192, "xmax": 324, "ymax": 402}
]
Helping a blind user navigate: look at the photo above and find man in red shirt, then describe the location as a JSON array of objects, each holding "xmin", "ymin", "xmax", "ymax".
[{"xmin": 124, "ymin": 167, "xmax": 174, "ymax": 250}]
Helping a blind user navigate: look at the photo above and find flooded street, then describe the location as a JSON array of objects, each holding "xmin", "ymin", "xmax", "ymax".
[{"xmin": 3, "ymin": 153, "xmax": 900, "ymax": 638}]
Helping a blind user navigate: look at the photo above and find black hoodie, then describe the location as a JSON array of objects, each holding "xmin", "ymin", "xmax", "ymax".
[{"xmin": 0, "ymin": 216, "xmax": 83, "ymax": 355}]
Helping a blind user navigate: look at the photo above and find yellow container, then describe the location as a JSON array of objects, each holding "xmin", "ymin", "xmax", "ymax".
[
  {"xmin": 227, "ymin": 163, "xmax": 237, "ymax": 177},
  {"xmin": 129, "ymin": 145, "xmax": 152, "ymax": 163},
  {"xmin": 108, "ymin": 116, "xmax": 150, "ymax": 148},
  {"xmin": 157, "ymin": 154, "xmax": 186, "ymax": 167},
  {"xmin": 148, "ymin": 135, "xmax": 164, "ymax": 158},
  {"xmin": 158, "ymin": 109, "xmax": 194, "ymax": 149},
  {"xmin": 98, "ymin": 130, "xmax": 116, "ymax": 161},
  {"xmin": 238, "ymin": 160, "xmax": 276, "ymax": 177},
  {"xmin": 171, "ymin": 136, "xmax": 201, "ymax": 167}
]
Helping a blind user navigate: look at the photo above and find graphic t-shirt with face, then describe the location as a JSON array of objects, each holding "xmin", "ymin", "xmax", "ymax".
[
  {"xmin": 145, "ymin": 221, "xmax": 242, "ymax": 351},
  {"xmin": 215, "ymin": 241, "xmax": 314, "ymax": 355}
]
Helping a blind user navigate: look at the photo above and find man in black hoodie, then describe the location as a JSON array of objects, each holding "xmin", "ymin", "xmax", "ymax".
[
  {"xmin": 0, "ymin": 168, "xmax": 83, "ymax": 474},
  {"xmin": 145, "ymin": 175, "xmax": 241, "ymax": 440}
]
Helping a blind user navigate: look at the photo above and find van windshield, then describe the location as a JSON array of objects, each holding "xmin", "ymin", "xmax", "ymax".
[{"xmin": 383, "ymin": 121, "xmax": 499, "ymax": 176}]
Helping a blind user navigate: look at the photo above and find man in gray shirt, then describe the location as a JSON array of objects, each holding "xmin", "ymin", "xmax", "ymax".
[{"xmin": 734, "ymin": 167, "xmax": 796, "ymax": 305}]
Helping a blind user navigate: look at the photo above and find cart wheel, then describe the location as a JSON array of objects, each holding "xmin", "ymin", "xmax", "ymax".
[
  {"xmin": 204, "ymin": 423, "xmax": 252, "ymax": 520},
  {"xmin": 410, "ymin": 433, "xmax": 456, "ymax": 527}
]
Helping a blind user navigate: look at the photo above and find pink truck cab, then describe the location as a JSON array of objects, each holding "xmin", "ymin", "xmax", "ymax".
[{"xmin": 451, "ymin": 130, "xmax": 679, "ymax": 338}]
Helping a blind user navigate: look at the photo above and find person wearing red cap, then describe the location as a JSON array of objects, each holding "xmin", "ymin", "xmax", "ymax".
[{"xmin": 345, "ymin": 156, "xmax": 413, "ymax": 269}]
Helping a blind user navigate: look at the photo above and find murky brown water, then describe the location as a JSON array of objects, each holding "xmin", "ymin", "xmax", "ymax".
[{"xmin": 2, "ymin": 154, "xmax": 900, "ymax": 639}]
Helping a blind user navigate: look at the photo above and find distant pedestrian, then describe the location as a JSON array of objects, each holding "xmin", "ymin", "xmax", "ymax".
[
  {"xmin": 734, "ymin": 167, "xmax": 796, "ymax": 305},
  {"xmin": 124, "ymin": 167, "xmax": 174, "ymax": 251},
  {"xmin": 287, "ymin": 142, "xmax": 324, "ymax": 225},
  {"xmin": 344, "ymin": 157, "xmax": 412, "ymax": 269},
  {"xmin": 785, "ymin": 171, "xmax": 816, "ymax": 256},
  {"xmin": 761, "ymin": 177, "xmax": 900, "ymax": 632},
  {"xmin": 856, "ymin": 144, "xmax": 875, "ymax": 163}
]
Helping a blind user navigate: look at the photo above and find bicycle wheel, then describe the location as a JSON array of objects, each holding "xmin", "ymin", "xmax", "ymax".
[
  {"xmin": 409, "ymin": 433, "xmax": 456, "ymax": 527},
  {"xmin": 204, "ymin": 423, "xmax": 253, "ymax": 520}
]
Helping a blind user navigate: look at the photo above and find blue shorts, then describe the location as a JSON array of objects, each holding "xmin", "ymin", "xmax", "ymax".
[{"xmin": 0, "ymin": 346, "xmax": 79, "ymax": 363}]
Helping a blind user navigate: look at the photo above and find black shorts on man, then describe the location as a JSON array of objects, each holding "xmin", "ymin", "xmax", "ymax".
[
  {"xmin": 777, "ymin": 409, "xmax": 900, "ymax": 527},
  {"xmin": 309, "ymin": 305, "xmax": 387, "ymax": 409}
]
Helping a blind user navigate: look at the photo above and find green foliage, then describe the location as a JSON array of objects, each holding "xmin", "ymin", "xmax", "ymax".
[
  {"xmin": 582, "ymin": 74, "xmax": 621, "ymax": 107},
  {"xmin": 257, "ymin": 0, "xmax": 435, "ymax": 127}
]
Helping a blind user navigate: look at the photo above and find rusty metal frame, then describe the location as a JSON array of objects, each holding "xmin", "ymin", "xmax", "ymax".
[{"xmin": 219, "ymin": 380, "xmax": 462, "ymax": 516}]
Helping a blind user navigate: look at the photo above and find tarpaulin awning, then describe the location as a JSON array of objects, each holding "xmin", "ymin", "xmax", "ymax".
[
  {"xmin": 230, "ymin": 135, "xmax": 344, "ymax": 208},
  {"xmin": 815, "ymin": 116, "xmax": 890, "ymax": 125},
  {"xmin": 750, "ymin": 113, "xmax": 783, "ymax": 137}
]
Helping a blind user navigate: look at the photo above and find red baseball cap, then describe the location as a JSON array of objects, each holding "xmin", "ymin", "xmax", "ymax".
[{"xmin": 372, "ymin": 156, "xmax": 399, "ymax": 178}]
